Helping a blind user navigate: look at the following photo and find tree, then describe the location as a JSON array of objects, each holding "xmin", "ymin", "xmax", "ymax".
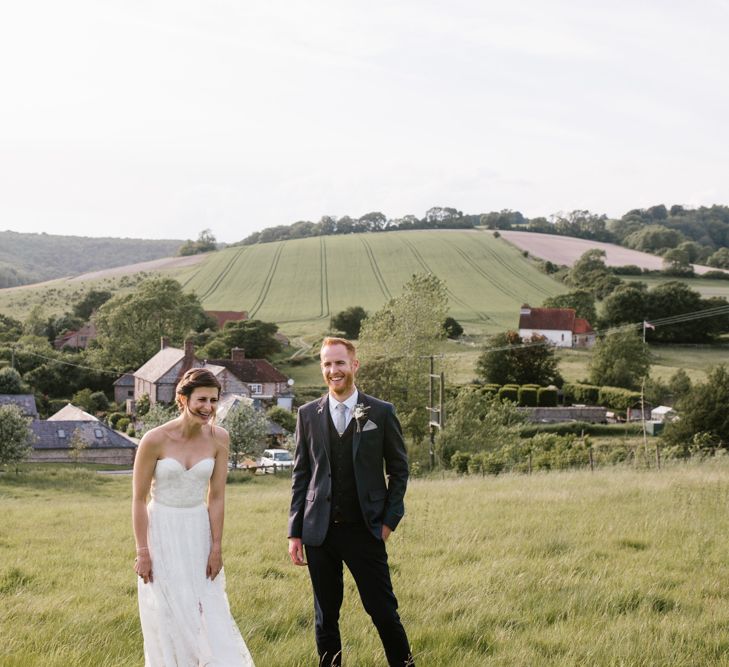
[
  {"xmin": 92, "ymin": 278, "xmax": 209, "ymax": 371},
  {"xmin": 224, "ymin": 401, "xmax": 268, "ymax": 465},
  {"xmin": 199, "ymin": 319, "xmax": 282, "ymax": 360},
  {"xmin": 476, "ymin": 331, "xmax": 560, "ymax": 386},
  {"xmin": 669, "ymin": 368, "xmax": 692, "ymax": 402},
  {"xmin": 600, "ymin": 283, "xmax": 648, "ymax": 328},
  {"xmin": 0, "ymin": 367, "xmax": 24, "ymax": 394},
  {"xmin": 588, "ymin": 330, "xmax": 651, "ymax": 389},
  {"xmin": 662, "ymin": 248, "xmax": 694, "ymax": 276},
  {"xmin": 436, "ymin": 386, "xmax": 526, "ymax": 465},
  {"xmin": 139, "ymin": 403, "xmax": 177, "ymax": 436},
  {"xmin": 68, "ymin": 428, "xmax": 88, "ymax": 465},
  {"xmin": 357, "ymin": 273, "xmax": 448, "ymax": 443},
  {"xmin": 178, "ymin": 229, "xmax": 217, "ymax": 256},
  {"xmin": 0, "ymin": 314, "xmax": 23, "ymax": 343},
  {"xmin": 443, "ymin": 317, "xmax": 464, "ymax": 339},
  {"xmin": 708, "ymin": 247, "xmax": 729, "ymax": 269},
  {"xmin": 330, "ymin": 306, "xmax": 368, "ymax": 339},
  {"xmin": 88, "ymin": 391, "xmax": 109, "ymax": 413},
  {"xmin": 542, "ymin": 290, "xmax": 597, "ymax": 323},
  {"xmin": 266, "ymin": 406, "xmax": 296, "ymax": 433},
  {"xmin": 663, "ymin": 365, "xmax": 729, "ymax": 450},
  {"xmin": 73, "ymin": 290, "xmax": 112, "ymax": 320},
  {"xmin": 0, "ymin": 405, "xmax": 34, "ymax": 470},
  {"xmin": 565, "ymin": 249, "xmax": 622, "ymax": 299}
]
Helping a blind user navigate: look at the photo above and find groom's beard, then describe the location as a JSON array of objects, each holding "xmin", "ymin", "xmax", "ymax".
[{"xmin": 325, "ymin": 372, "xmax": 355, "ymax": 398}]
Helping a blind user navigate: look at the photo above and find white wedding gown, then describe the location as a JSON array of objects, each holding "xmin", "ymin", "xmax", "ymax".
[{"xmin": 138, "ymin": 457, "xmax": 254, "ymax": 666}]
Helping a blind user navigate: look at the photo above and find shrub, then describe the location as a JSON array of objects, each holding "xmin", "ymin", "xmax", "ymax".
[
  {"xmin": 498, "ymin": 386, "xmax": 518, "ymax": 403},
  {"xmin": 116, "ymin": 417, "xmax": 130, "ymax": 432},
  {"xmin": 481, "ymin": 384, "xmax": 500, "ymax": 396},
  {"xmin": 612, "ymin": 264, "xmax": 643, "ymax": 275},
  {"xmin": 701, "ymin": 270, "xmax": 729, "ymax": 281},
  {"xmin": 108, "ymin": 412, "xmax": 126, "ymax": 428},
  {"xmin": 563, "ymin": 383, "xmax": 599, "ymax": 405},
  {"xmin": 518, "ymin": 386, "xmax": 538, "ymax": 407},
  {"xmin": 537, "ymin": 387, "xmax": 558, "ymax": 407},
  {"xmin": 450, "ymin": 450, "xmax": 471, "ymax": 474},
  {"xmin": 598, "ymin": 386, "xmax": 641, "ymax": 411}
]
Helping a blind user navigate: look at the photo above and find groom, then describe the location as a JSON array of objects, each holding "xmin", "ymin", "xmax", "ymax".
[{"xmin": 288, "ymin": 337, "xmax": 414, "ymax": 666}]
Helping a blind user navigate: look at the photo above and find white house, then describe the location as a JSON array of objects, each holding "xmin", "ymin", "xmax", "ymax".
[{"xmin": 518, "ymin": 305, "xmax": 595, "ymax": 349}]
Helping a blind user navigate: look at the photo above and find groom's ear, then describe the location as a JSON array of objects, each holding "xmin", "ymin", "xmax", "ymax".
[{"xmin": 352, "ymin": 357, "xmax": 360, "ymax": 373}]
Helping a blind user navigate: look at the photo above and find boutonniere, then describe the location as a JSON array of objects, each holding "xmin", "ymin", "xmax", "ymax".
[{"xmin": 353, "ymin": 403, "xmax": 369, "ymax": 432}]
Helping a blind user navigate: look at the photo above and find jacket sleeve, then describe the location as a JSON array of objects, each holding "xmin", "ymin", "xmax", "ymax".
[
  {"xmin": 381, "ymin": 403, "xmax": 409, "ymax": 531},
  {"xmin": 287, "ymin": 407, "xmax": 311, "ymax": 539}
]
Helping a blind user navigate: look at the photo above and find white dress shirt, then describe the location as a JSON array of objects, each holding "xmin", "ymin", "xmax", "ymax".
[{"xmin": 328, "ymin": 389, "xmax": 359, "ymax": 433}]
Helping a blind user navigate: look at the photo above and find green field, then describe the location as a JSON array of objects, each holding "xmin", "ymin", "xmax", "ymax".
[
  {"xmin": 624, "ymin": 275, "xmax": 729, "ymax": 300},
  {"xmin": 4, "ymin": 462, "xmax": 729, "ymax": 666},
  {"xmin": 174, "ymin": 230, "xmax": 565, "ymax": 337}
]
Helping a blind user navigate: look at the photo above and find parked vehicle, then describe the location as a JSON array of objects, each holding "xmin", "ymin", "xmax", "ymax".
[{"xmin": 259, "ymin": 448, "xmax": 294, "ymax": 473}]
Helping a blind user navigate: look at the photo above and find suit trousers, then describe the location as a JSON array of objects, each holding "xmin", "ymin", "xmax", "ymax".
[{"xmin": 305, "ymin": 522, "xmax": 414, "ymax": 667}]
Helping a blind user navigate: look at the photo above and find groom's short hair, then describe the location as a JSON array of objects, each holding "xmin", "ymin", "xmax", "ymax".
[{"xmin": 321, "ymin": 336, "xmax": 356, "ymax": 357}]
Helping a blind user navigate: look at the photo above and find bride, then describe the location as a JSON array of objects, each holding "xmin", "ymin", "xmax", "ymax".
[{"xmin": 132, "ymin": 368, "xmax": 254, "ymax": 666}]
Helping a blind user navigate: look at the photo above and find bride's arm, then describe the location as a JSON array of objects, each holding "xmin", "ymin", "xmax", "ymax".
[
  {"xmin": 132, "ymin": 431, "xmax": 160, "ymax": 584},
  {"xmin": 207, "ymin": 427, "xmax": 230, "ymax": 580}
]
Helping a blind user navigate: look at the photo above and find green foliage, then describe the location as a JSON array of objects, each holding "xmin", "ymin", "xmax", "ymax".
[
  {"xmin": 138, "ymin": 403, "xmax": 176, "ymax": 436},
  {"xmin": 663, "ymin": 365, "xmax": 729, "ymax": 449},
  {"xmin": 498, "ymin": 386, "xmax": 518, "ymax": 402},
  {"xmin": 597, "ymin": 387, "xmax": 641, "ymax": 411},
  {"xmin": 542, "ymin": 290, "xmax": 597, "ymax": 323},
  {"xmin": 623, "ymin": 224, "xmax": 684, "ymax": 252},
  {"xmin": 71, "ymin": 388, "xmax": 94, "ymax": 412},
  {"xmin": 0, "ymin": 230, "xmax": 181, "ymax": 287},
  {"xmin": 329, "ymin": 306, "xmax": 368, "ymax": 339},
  {"xmin": 357, "ymin": 273, "xmax": 448, "ymax": 442},
  {"xmin": 135, "ymin": 393, "xmax": 150, "ymax": 417},
  {"xmin": 476, "ymin": 331, "xmax": 560, "ymax": 386},
  {"xmin": 199, "ymin": 319, "xmax": 281, "ymax": 360},
  {"xmin": 116, "ymin": 417, "xmax": 130, "ymax": 433},
  {"xmin": 0, "ymin": 405, "xmax": 34, "ymax": 468},
  {"xmin": 108, "ymin": 412, "xmax": 126, "ymax": 429},
  {"xmin": 266, "ymin": 406, "xmax": 296, "ymax": 433},
  {"xmin": 442, "ymin": 316, "xmax": 464, "ymax": 339},
  {"xmin": 0, "ymin": 314, "xmax": 23, "ymax": 342},
  {"xmin": 527, "ymin": 433, "xmax": 590, "ymax": 471},
  {"xmin": 88, "ymin": 391, "xmax": 109, "ymax": 413},
  {"xmin": 707, "ymin": 247, "xmax": 729, "ymax": 269},
  {"xmin": 563, "ymin": 383, "xmax": 600, "ymax": 405},
  {"xmin": 73, "ymin": 290, "xmax": 112, "ymax": 320},
  {"xmin": 436, "ymin": 386, "xmax": 526, "ymax": 464},
  {"xmin": 0, "ymin": 367, "xmax": 24, "ymax": 394},
  {"xmin": 68, "ymin": 428, "xmax": 88, "ymax": 465},
  {"xmin": 91, "ymin": 277, "xmax": 209, "ymax": 371},
  {"xmin": 518, "ymin": 386, "xmax": 538, "ymax": 407},
  {"xmin": 178, "ymin": 229, "xmax": 218, "ymax": 256},
  {"xmin": 564, "ymin": 249, "xmax": 621, "ymax": 299},
  {"xmin": 589, "ymin": 330, "xmax": 651, "ymax": 390},
  {"xmin": 537, "ymin": 387, "xmax": 558, "ymax": 407},
  {"xmin": 224, "ymin": 401, "xmax": 268, "ymax": 461}
]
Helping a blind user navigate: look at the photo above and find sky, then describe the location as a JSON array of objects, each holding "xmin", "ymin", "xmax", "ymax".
[{"xmin": 1, "ymin": 0, "xmax": 728, "ymax": 243}]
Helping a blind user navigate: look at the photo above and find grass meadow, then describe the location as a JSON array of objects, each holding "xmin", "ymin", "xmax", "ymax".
[{"xmin": 4, "ymin": 462, "xmax": 729, "ymax": 666}]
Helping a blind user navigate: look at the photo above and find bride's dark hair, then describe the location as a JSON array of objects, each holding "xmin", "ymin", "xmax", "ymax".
[{"xmin": 175, "ymin": 368, "xmax": 222, "ymax": 411}]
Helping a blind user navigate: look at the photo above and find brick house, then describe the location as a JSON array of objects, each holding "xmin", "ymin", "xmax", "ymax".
[{"xmin": 518, "ymin": 305, "xmax": 595, "ymax": 349}]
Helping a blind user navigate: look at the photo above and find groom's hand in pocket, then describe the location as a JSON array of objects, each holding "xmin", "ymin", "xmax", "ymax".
[{"xmin": 288, "ymin": 538, "xmax": 307, "ymax": 566}]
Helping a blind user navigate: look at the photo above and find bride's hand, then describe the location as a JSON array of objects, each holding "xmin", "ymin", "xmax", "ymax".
[
  {"xmin": 135, "ymin": 552, "xmax": 153, "ymax": 584},
  {"xmin": 207, "ymin": 547, "xmax": 223, "ymax": 580}
]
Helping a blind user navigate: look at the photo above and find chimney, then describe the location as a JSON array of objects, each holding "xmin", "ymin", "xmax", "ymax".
[
  {"xmin": 184, "ymin": 338, "xmax": 195, "ymax": 359},
  {"xmin": 160, "ymin": 336, "xmax": 169, "ymax": 350},
  {"xmin": 520, "ymin": 304, "xmax": 531, "ymax": 316},
  {"xmin": 231, "ymin": 347, "xmax": 245, "ymax": 362}
]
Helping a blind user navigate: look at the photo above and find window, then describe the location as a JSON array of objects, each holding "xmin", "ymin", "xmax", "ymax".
[
  {"xmin": 57, "ymin": 429, "xmax": 66, "ymax": 438},
  {"xmin": 249, "ymin": 383, "xmax": 263, "ymax": 395},
  {"xmin": 94, "ymin": 429, "xmax": 103, "ymax": 438}
]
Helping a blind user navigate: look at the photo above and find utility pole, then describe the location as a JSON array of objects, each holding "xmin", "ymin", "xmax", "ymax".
[{"xmin": 426, "ymin": 355, "xmax": 445, "ymax": 471}]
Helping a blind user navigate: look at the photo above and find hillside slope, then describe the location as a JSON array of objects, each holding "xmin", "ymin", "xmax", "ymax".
[
  {"xmin": 0, "ymin": 230, "xmax": 184, "ymax": 287},
  {"xmin": 173, "ymin": 229, "xmax": 565, "ymax": 334}
]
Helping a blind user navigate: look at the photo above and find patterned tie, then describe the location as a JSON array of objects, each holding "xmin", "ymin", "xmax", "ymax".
[{"xmin": 334, "ymin": 402, "xmax": 346, "ymax": 435}]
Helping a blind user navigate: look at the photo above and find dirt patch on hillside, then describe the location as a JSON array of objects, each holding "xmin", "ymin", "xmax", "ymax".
[
  {"xmin": 69, "ymin": 253, "xmax": 207, "ymax": 282},
  {"xmin": 499, "ymin": 231, "xmax": 720, "ymax": 275}
]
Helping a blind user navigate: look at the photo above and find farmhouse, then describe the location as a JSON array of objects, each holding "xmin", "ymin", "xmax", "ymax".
[
  {"xmin": 30, "ymin": 420, "xmax": 136, "ymax": 465},
  {"xmin": 113, "ymin": 373, "xmax": 135, "ymax": 405},
  {"xmin": 53, "ymin": 322, "xmax": 97, "ymax": 350},
  {"xmin": 47, "ymin": 403, "xmax": 98, "ymax": 421},
  {"xmin": 128, "ymin": 338, "xmax": 293, "ymax": 411},
  {"xmin": 518, "ymin": 305, "xmax": 595, "ymax": 349}
]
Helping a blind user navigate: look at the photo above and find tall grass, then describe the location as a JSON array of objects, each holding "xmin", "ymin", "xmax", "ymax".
[{"xmin": 3, "ymin": 462, "xmax": 729, "ymax": 665}]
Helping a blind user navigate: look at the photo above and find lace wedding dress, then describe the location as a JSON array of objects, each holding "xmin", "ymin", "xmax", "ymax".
[{"xmin": 138, "ymin": 457, "xmax": 254, "ymax": 666}]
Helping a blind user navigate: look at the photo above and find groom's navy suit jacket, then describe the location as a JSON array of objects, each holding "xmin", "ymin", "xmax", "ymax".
[{"xmin": 288, "ymin": 392, "xmax": 409, "ymax": 546}]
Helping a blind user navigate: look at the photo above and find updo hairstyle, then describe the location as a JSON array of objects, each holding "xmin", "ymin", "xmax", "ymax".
[{"xmin": 175, "ymin": 368, "xmax": 222, "ymax": 411}]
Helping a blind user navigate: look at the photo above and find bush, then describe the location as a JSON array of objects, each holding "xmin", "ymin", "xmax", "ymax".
[
  {"xmin": 537, "ymin": 387, "xmax": 558, "ymax": 407},
  {"xmin": 126, "ymin": 425, "xmax": 136, "ymax": 437},
  {"xmin": 518, "ymin": 386, "xmax": 538, "ymax": 407},
  {"xmin": 108, "ymin": 412, "xmax": 126, "ymax": 429},
  {"xmin": 481, "ymin": 384, "xmax": 500, "ymax": 396},
  {"xmin": 598, "ymin": 386, "xmax": 641, "ymax": 411},
  {"xmin": 450, "ymin": 450, "xmax": 471, "ymax": 474},
  {"xmin": 116, "ymin": 417, "xmax": 130, "ymax": 432},
  {"xmin": 701, "ymin": 270, "xmax": 729, "ymax": 281},
  {"xmin": 563, "ymin": 382, "xmax": 600, "ymax": 405},
  {"xmin": 498, "ymin": 386, "xmax": 518, "ymax": 403},
  {"xmin": 612, "ymin": 264, "xmax": 643, "ymax": 275},
  {"xmin": 48, "ymin": 399, "xmax": 69, "ymax": 415}
]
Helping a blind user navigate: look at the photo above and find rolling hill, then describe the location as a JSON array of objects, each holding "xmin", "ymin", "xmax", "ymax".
[{"xmin": 172, "ymin": 230, "xmax": 565, "ymax": 335}]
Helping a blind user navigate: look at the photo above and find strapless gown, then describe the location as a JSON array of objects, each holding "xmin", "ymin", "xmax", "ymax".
[{"xmin": 137, "ymin": 457, "xmax": 254, "ymax": 666}]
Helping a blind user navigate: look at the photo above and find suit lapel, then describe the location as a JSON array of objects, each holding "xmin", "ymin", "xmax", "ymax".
[
  {"xmin": 315, "ymin": 395, "xmax": 332, "ymax": 464},
  {"xmin": 352, "ymin": 392, "xmax": 370, "ymax": 461}
]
